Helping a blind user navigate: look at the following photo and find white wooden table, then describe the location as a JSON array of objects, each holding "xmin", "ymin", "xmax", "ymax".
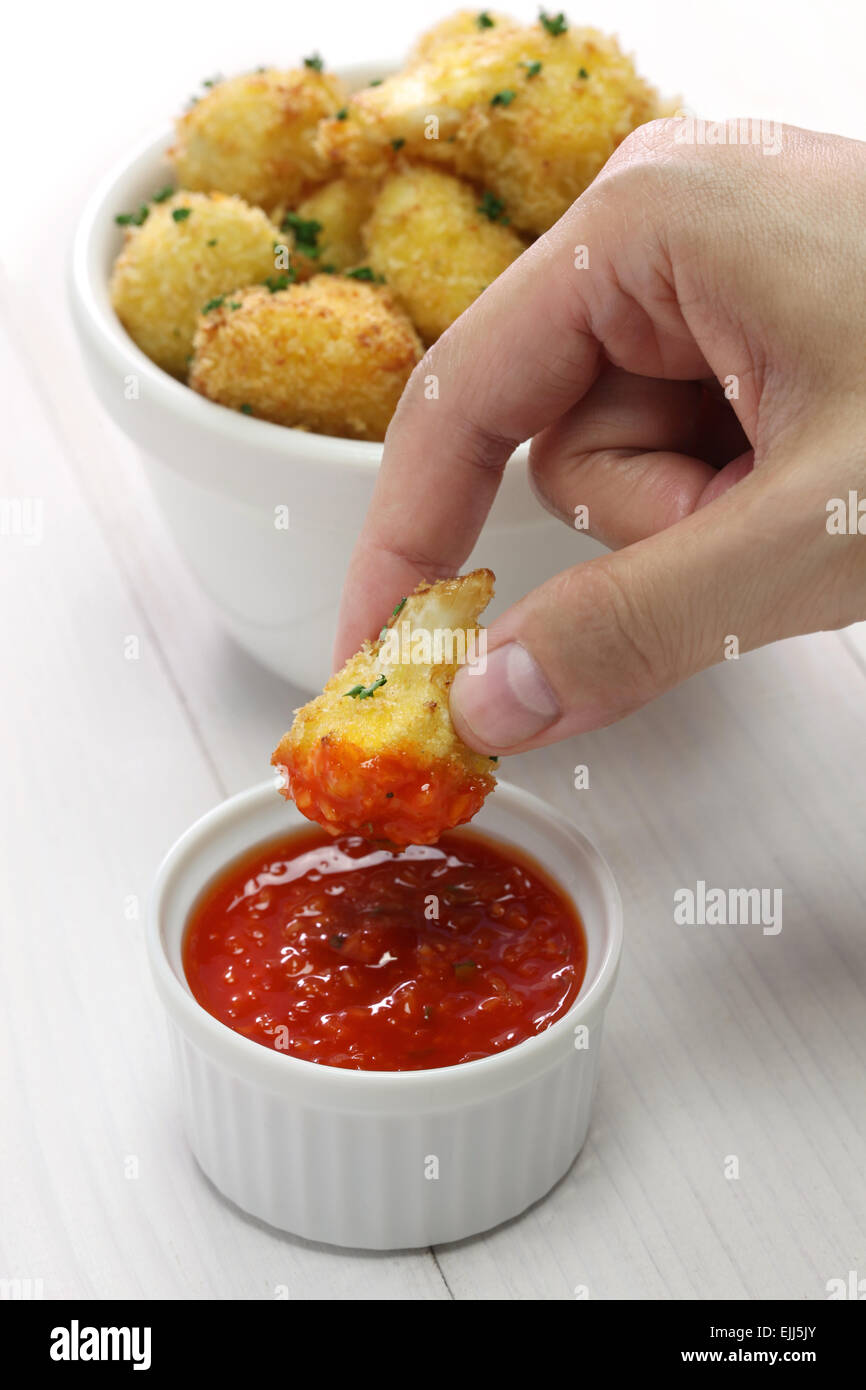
[{"xmin": 1, "ymin": 0, "xmax": 865, "ymax": 1301}]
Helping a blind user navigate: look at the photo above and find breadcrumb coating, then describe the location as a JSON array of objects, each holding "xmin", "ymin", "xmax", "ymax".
[
  {"xmin": 363, "ymin": 164, "xmax": 524, "ymax": 343},
  {"xmin": 109, "ymin": 192, "xmax": 280, "ymax": 377},
  {"xmin": 108, "ymin": 13, "xmax": 666, "ymax": 437},
  {"xmin": 288, "ymin": 177, "xmax": 379, "ymax": 276},
  {"xmin": 170, "ymin": 67, "xmax": 348, "ymax": 212},
  {"xmin": 407, "ymin": 9, "xmax": 521, "ymax": 62},
  {"xmin": 317, "ymin": 13, "xmax": 662, "ymax": 234},
  {"xmin": 273, "ymin": 570, "xmax": 497, "ymax": 845},
  {"xmin": 188, "ymin": 275, "xmax": 423, "ymax": 440}
]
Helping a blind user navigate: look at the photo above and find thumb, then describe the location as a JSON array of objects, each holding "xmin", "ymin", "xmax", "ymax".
[{"xmin": 450, "ymin": 465, "xmax": 829, "ymax": 754}]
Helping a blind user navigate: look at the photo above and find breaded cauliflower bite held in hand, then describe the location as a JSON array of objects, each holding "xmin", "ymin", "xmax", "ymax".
[
  {"xmin": 109, "ymin": 192, "xmax": 280, "ymax": 377},
  {"xmin": 169, "ymin": 67, "xmax": 347, "ymax": 213},
  {"xmin": 273, "ymin": 571, "xmax": 498, "ymax": 846},
  {"xmin": 363, "ymin": 164, "xmax": 525, "ymax": 343},
  {"xmin": 189, "ymin": 275, "xmax": 422, "ymax": 440},
  {"xmin": 317, "ymin": 11, "xmax": 661, "ymax": 234}
]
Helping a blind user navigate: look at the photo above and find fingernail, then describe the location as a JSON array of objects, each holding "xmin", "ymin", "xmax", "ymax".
[{"xmin": 452, "ymin": 641, "xmax": 561, "ymax": 750}]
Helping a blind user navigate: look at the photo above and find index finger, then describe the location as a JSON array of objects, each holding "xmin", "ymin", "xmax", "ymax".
[{"xmin": 333, "ymin": 216, "xmax": 603, "ymax": 665}]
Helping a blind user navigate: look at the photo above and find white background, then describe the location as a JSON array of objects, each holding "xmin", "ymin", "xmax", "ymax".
[{"xmin": 1, "ymin": 0, "xmax": 865, "ymax": 1300}]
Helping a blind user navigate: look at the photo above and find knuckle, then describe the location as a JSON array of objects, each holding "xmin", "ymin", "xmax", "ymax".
[
  {"xmin": 599, "ymin": 117, "xmax": 685, "ymax": 182},
  {"xmin": 394, "ymin": 351, "xmax": 517, "ymax": 476},
  {"xmin": 593, "ymin": 117, "xmax": 718, "ymax": 223},
  {"xmin": 448, "ymin": 412, "xmax": 517, "ymax": 475},
  {"xmin": 527, "ymin": 435, "xmax": 570, "ymax": 521},
  {"xmin": 603, "ymin": 562, "xmax": 671, "ymax": 698},
  {"xmin": 557, "ymin": 558, "xmax": 673, "ymax": 716}
]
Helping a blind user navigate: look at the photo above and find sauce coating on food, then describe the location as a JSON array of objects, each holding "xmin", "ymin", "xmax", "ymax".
[
  {"xmin": 183, "ymin": 827, "xmax": 586, "ymax": 1071},
  {"xmin": 280, "ymin": 741, "xmax": 494, "ymax": 849}
]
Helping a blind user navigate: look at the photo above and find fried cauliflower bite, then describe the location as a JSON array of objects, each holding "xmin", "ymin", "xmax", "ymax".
[
  {"xmin": 169, "ymin": 67, "xmax": 347, "ymax": 212},
  {"xmin": 109, "ymin": 192, "xmax": 280, "ymax": 377},
  {"xmin": 284, "ymin": 178, "xmax": 379, "ymax": 277},
  {"xmin": 272, "ymin": 571, "xmax": 497, "ymax": 846},
  {"xmin": 407, "ymin": 9, "xmax": 521, "ymax": 62},
  {"xmin": 317, "ymin": 12, "xmax": 661, "ymax": 234},
  {"xmin": 363, "ymin": 164, "xmax": 524, "ymax": 343},
  {"xmin": 188, "ymin": 275, "xmax": 422, "ymax": 440}
]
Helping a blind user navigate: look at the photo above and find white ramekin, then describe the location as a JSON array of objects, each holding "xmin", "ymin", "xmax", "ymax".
[
  {"xmin": 148, "ymin": 778, "xmax": 622, "ymax": 1249},
  {"xmin": 68, "ymin": 62, "xmax": 603, "ymax": 693}
]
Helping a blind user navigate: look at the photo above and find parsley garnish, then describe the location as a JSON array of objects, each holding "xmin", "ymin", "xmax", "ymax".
[
  {"xmin": 346, "ymin": 266, "xmax": 384, "ymax": 282},
  {"xmin": 423, "ymin": 1005, "xmax": 432, "ymax": 1019},
  {"xmin": 172, "ymin": 207, "xmax": 192, "ymax": 222},
  {"xmin": 392, "ymin": 596, "xmax": 407, "ymax": 617},
  {"xmin": 151, "ymin": 185, "xmax": 173, "ymax": 203},
  {"xmin": 115, "ymin": 205, "xmax": 149, "ymax": 227},
  {"xmin": 477, "ymin": 190, "xmax": 509, "ymax": 223},
  {"xmin": 522, "ymin": 60, "xmax": 543, "ymax": 78},
  {"xmin": 344, "ymin": 674, "xmax": 387, "ymax": 699},
  {"xmin": 539, "ymin": 9, "xmax": 568, "ymax": 35},
  {"xmin": 369, "ymin": 78, "xmax": 384, "ymax": 87},
  {"xmin": 477, "ymin": 10, "xmax": 494, "ymax": 26},
  {"xmin": 577, "ymin": 66, "xmax": 589, "ymax": 79},
  {"xmin": 263, "ymin": 271, "xmax": 295, "ymax": 292},
  {"xmin": 329, "ymin": 933, "xmax": 347, "ymax": 949},
  {"xmin": 206, "ymin": 238, "xmax": 218, "ymax": 246},
  {"xmin": 491, "ymin": 89, "xmax": 516, "ymax": 106},
  {"xmin": 335, "ymin": 107, "xmax": 348, "ymax": 120},
  {"xmin": 240, "ymin": 404, "xmax": 253, "ymax": 415},
  {"xmin": 202, "ymin": 296, "xmax": 225, "ymax": 313},
  {"xmin": 303, "ymin": 53, "xmax": 324, "ymax": 71},
  {"xmin": 386, "ymin": 792, "xmax": 394, "ymax": 798},
  {"xmin": 281, "ymin": 211, "xmax": 321, "ymax": 258},
  {"xmin": 228, "ymin": 300, "xmax": 242, "ymax": 309},
  {"xmin": 391, "ymin": 137, "xmax": 405, "ymax": 150},
  {"xmin": 202, "ymin": 74, "xmax": 223, "ymax": 88}
]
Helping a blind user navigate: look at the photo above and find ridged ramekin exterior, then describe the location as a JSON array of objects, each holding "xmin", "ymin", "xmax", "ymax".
[
  {"xmin": 166, "ymin": 1015, "xmax": 606, "ymax": 1248},
  {"xmin": 149, "ymin": 780, "xmax": 622, "ymax": 1249}
]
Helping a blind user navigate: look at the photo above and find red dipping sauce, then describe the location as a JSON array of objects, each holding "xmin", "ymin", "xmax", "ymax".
[{"xmin": 183, "ymin": 827, "xmax": 587, "ymax": 1071}]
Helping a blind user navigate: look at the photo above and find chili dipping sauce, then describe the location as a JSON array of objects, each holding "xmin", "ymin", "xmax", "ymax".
[{"xmin": 183, "ymin": 826, "xmax": 587, "ymax": 1071}]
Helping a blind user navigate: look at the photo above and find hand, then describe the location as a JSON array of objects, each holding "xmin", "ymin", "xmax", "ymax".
[{"xmin": 335, "ymin": 120, "xmax": 866, "ymax": 754}]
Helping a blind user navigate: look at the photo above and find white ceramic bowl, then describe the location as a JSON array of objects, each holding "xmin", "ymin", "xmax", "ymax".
[
  {"xmin": 148, "ymin": 778, "xmax": 622, "ymax": 1249},
  {"xmin": 69, "ymin": 62, "xmax": 603, "ymax": 693}
]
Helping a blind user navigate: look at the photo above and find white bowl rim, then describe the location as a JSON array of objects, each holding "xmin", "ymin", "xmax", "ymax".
[{"xmin": 147, "ymin": 776, "xmax": 623, "ymax": 1096}]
